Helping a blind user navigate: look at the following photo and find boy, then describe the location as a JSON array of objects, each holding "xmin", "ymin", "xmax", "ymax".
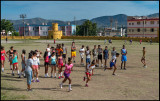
[
  {"xmin": 141, "ymin": 47, "xmax": 147, "ymax": 68},
  {"xmin": 62, "ymin": 43, "xmax": 67, "ymax": 64},
  {"xmin": 97, "ymin": 45, "xmax": 103, "ymax": 67},
  {"xmin": 79, "ymin": 45, "xmax": 85, "ymax": 65},
  {"xmin": 71, "ymin": 42, "xmax": 76, "ymax": 63},
  {"xmin": 92, "ymin": 45, "xmax": 98, "ymax": 66},
  {"xmin": 111, "ymin": 47, "xmax": 116, "ymax": 57},
  {"xmin": 85, "ymin": 46, "xmax": 91, "ymax": 66},
  {"xmin": 121, "ymin": 45, "xmax": 127, "ymax": 70},
  {"xmin": 103, "ymin": 46, "xmax": 109, "ymax": 68},
  {"xmin": 104, "ymin": 53, "xmax": 120, "ymax": 75}
]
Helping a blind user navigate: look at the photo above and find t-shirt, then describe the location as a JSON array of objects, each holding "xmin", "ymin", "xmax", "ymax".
[
  {"xmin": 79, "ymin": 48, "xmax": 85, "ymax": 56},
  {"xmin": 92, "ymin": 49, "xmax": 97, "ymax": 56},
  {"xmin": 62, "ymin": 47, "xmax": 66, "ymax": 54},
  {"xmin": 57, "ymin": 48, "xmax": 63, "ymax": 56},
  {"xmin": 98, "ymin": 48, "xmax": 102, "ymax": 55},
  {"xmin": 32, "ymin": 57, "xmax": 39, "ymax": 65},
  {"xmin": 86, "ymin": 50, "xmax": 90, "ymax": 59},
  {"xmin": 51, "ymin": 56, "xmax": 56, "ymax": 64},
  {"xmin": 111, "ymin": 56, "xmax": 116, "ymax": 63},
  {"xmin": 12, "ymin": 55, "xmax": 18, "ymax": 64},
  {"xmin": 86, "ymin": 64, "xmax": 95, "ymax": 73},
  {"xmin": 1, "ymin": 50, "xmax": 5, "ymax": 58},
  {"xmin": 103, "ymin": 49, "xmax": 109, "ymax": 57},
  {"xmin": 25, "ymin": 59, "xmax": 33, "ymax": 72},
  {"xmin": 122, "ymin": 49, "xmax": 127, "ymax": 56},
  {"xmin": 64, "ymin": 63, "xmax": 73, "ymax": 74},
  {"xmin": 111, "ymin": 50, "xmax": 116, "ymax": 57},
  {"xmin": 47, "ymin": 48, "xmax": 51, "ymax": 56}
]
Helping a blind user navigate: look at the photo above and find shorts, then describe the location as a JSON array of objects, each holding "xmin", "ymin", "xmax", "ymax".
[
  {"xmin": 58, "ymin": 63, "xmax": 63, "ymax": 67},
  {"xmin": 110, "ymin": 62, "xmax": 115, "ymax": 68},
  {"xmin": 80, "ymin": 54, "xmax": 84, "ymax": 59},
  {"xmin": 104, "ymin": 56, "xmax": 108, "ymax": 60},
  {"xmin": 98, "ymin": 55, "xmax": 102, "ymax": 60},
  {"xmin": 49, "ymin": 55, "xmax": 51, "ymax": 59},
  {"xmin": 21, "ymin": 62, "xmax": 25, "ymax": 69},
  {"xmin": 71, "ymin": 51, "xmax": 76, "ymax": 57},
  {"xmin": 44, "ymin": 62, "xmax": 49, "ymax": 66},
  {"xmin": 86, "ymin": 72, "xmax": 92, "ymax": 76},
  {"xmin": 86, "ymin": 58, "xmax": 91, "ymax": 64},
  {"xmin": 64, "ymin": 72, "xmax": 70, "ymax": 78},
  {"xmin": 33, "ymin": 65, "xmax": 38, "ymax": 69},
  {"xmin": 13, "ymin": 62, "xmax": 18, "ymax": 65},
  {"xmin": 62, "ymin": 54, "xmax": 66, "ymax": 58},
  {"xmin": 1, "ymin": 57, "xmax": 5, "ymax": 61},
  {"xmin": 122, "ymin": 55, "xmax": 127, "ymax": 62}
]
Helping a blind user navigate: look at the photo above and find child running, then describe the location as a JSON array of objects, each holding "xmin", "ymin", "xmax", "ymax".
[
  {"xmin": 103, "ymin": 46, "xmax": 109, "ymax": 68},
  {"xmin": 71, "ymin": 42, "xmax": 76, "ymax": 63},
  {"xmin": 59, "ymin": 57, "xmax": 73, "ymax": 92},
  {"xmin": 141, "ymin": 47, "xmax": 147, "ymax": 68},
  {"xmin": 85, "ymin": 46, "xmax": 91, "ymax": 66},
  {"xmin": 50, "ymin": 52, "xmax": 57, "ymax": 78},
  {"xmin": 104, "ymin": 53, "xmax": 120, "ymax": 75},
  {"xmin": 79, "ymin": 45, "xmax": 85, "ymax": 65},
  {"xmin": 57, "ymin": 52, "xmax": 64, "ymax": 79},
  {"xmin": 121, "ymin": 45, "xmax": 127, "ymax": 70},
  {"xmin": 97, "ymin": 45, "xmax": 103, "ymax": 67},
  {"xmin": 92, "ymin": 45, "xmax": 98, "ymax": 66},
  {"xmin": 19, "ymin": 49, "xmax": 26, "ymax": 78},
  {"xmin": 32, "ymin": 51, "xmax": 40, "ymax": 82},
  {"xmin": 62, "ymin": 43, "xmax": 67, "ymax": 64},
  {"xmin": 44, "ymin": 50, "xmax": 49, "ymax": 77},
  {"xmin": 12, "ymin": 50, "xmax": 19, "ymax": 76},
  {"xmin": 84, "ymin": 60, "xmax": 95, "ymax": 87},
  {"xmin": 6, "ymin": 46, "xmax": 14, "ymax": 70},
  {"xmin": 1, "ymin": 46, "xmax": 8, "ymax": 72},
  {"xmin": 25, "ymin": 53, "xmax": 33, "ymax": 91}
]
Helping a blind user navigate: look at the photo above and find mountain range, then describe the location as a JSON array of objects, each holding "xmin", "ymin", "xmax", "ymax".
[{"xmin": 8, "ymin": 13, "xmax": 159, "ymax": 31}]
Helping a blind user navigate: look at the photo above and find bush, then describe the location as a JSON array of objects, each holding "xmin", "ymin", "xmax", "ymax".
[{"xmin": 12, "ymin": 32, "xmax": 19, "ymax": 36}]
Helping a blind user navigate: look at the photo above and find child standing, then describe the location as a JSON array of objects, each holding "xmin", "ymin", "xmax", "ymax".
[
  {"xmin": 6, "ymin": 46, "xmax": 14, "ymax": 70},
  {"xmin": 44, "ymin": 50, "xmax": 49, "ymax": 77},
  {"xmin": 57, "ymin": 52, "xmax": 64, "ymax": 79},
  {"xmin": 19, "ymin": 49, "xmax": 26, "ymax": 78},
  {"xmin": 84, "ymin": 60, "xmax": 95, "ymax": 87},
  {"xmin": 121, "ymin": 45, "xmax": 127, "ymax": 70},
  {"xmin": 141, "ymin": 47, "xmax": 147, "ymax": 68},
  {"xmin": 1, "ymin": 46, "xmax": 8, "ymax": 72},
  {"xmin": 59, "ymin": 57, "xmax": 73, "ymax": 92},
  {"xmin": 71, "ymin": 42, "xmax": 76, "ymax": 63},
  {"xmin": 85, "ymin": 46, "xmax": 91, "ymax": 66},
  {"xmin": 103, "ymin": 46, "xmax": 109, "ymax": 68},
  {"xmin": 92, "ymin": 45, "xmax": 98, "ymax": 66},
  {"xmin": 12, "ymin": 50, "xmax": 19, "ymax": 76},
  {"xmin": 32, "ymin": 51, "xmax": 40, "ymax": 82},
  {"xmin": 79, "ymin": 45, "xmax": 85, "ymax": 65},
  {"xmin": 62, "ymin": 43, "xmax": 67, "ymax": 64},
  {"xmin": 104, "ymin": 53, "xmax": 120, "ymax": 75},
  {"xmin": 50, "ymin": 52, "xmax": 57, "ymax": 78},
  {"xmin": 97, "ymin": 45, "xmax": 103, "ymax": 67}
]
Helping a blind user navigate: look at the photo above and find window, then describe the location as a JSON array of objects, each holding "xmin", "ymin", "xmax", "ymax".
[
  {"xmin": 157, "ymin": 21, "xmax": 159, "ymax": 24},
  {"xmin": 40, "ymin": 27, "xmax": 42, "ymax": 30},
  {"xmin": 132, "ymin": 29, "xmax": 134, "ymax": 32},
  {"xmin": 144, "ymin": 29, "xmax": 147, "ymax": 32},
  {"xmin": 129, "ymin": 23, "xmax": 131, "ymax": 25},
  {"xmin": 137, "ymin": 22, "xmax": 141, "ymax": 25},
  {"xmin": 150, "ymin": 21, "xmax": 154, "ymax": 24},
  {"xmin": 132, "ymin": 23, "xmax": 134, "ymax": 25},
  {"xmin": 137, "ymin": 28, "xmax": 140, "ymax": 32},
  {"xmin": 150, "ymin": 28, "xmax": 154, "ymax": 32},
  {"xmin": 129, "ymin": 29, "xmax": 131, "ymax": 32}
]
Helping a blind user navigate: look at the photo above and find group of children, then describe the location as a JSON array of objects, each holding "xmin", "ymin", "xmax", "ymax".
[{"xmin": 1, "ymin": 41, "xmax": 147, "ymax": 91}]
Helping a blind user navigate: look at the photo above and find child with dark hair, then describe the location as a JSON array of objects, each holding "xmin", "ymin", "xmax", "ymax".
[
  {"xmin": 19, "ymin": 49, "xmax": 26, "ymax": 78},
  {"xmin": 141, "ymin": 47, "xmax": 147, "ymax": 68},
  {"xmin": 44, "ymin": 50, "xmax": 49, "ymax": 77},
  {"xmin": 6, "ymin": 46, "xmax": 14, "ymax": 70},
  {"xmin": 12, "ymin": 50, "xmax": 19, "ymax": 76},
  {"xmin": 50, "ymin": 52, "xmax": 57, "ymax": 78},
  {"xmin": 57, "ymin": 52, "xmax": 64, "ymax": 79},
  {"xmin": 1, "ymin": 46, "xmax": 8, "ymax": 72},
  {"xmin": 85, "ymin": 46, "xmax": 91, "ymax": 66},
  {"xmin": 59, "ymin": 57, "xmax": 74, "ymax": 92},
  {"xmin": 103, "ymin": 46, "xmax": 109, "ymax": 68}
]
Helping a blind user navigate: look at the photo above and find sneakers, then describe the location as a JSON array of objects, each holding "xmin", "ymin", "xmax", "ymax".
[
  {"xmin": 36, "ymin": 79, "xmax": 40, "ymax": 82},
  {"xmin": 32, "ymin": 79, "xmax": 35, "ymax": 82},
  {"xmin": 58, "ymin": 76, "xmax": 61, "ymax": 79},
  {"xmin": 51, "ymin": 75, "xmax": 53, "ymax": 78},
  {"xmin": 60, "ymin": 84, "xmax": 63, "ymax": 89},
  {"xmin": 61, "ymin": 76, "xmax": 64, "ymax": 78},
  {"xmin": 85, "ymin": 84, "xmax": 88, "ymax": 87},
  {"xmin": 101, "ymin": 64, "xmax": 103, "ymax": 67},
  {"xmin": 45, "ymin": 74, "xmax": 49, "ymax": 78},
  {"xmin": 12, "ymin": 73, "xmax": 15, "ymax": 76},
  {"xmin": 69, "ymin": 88, "xmax": 72, "ymax": 92},
  {"xmin": 83, "ymin": 77, "xmax": 85, "ymax": 81}
]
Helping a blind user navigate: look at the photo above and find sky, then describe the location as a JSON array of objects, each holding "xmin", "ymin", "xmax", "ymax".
[{"xmin": 1, "ymin": 1, "xmax": 159, "ymax": 21}]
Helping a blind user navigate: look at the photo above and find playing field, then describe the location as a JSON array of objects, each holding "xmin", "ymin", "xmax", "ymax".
[{"xmin": 1, "ymin": 39, "xmax": 159, "ymax": 100}]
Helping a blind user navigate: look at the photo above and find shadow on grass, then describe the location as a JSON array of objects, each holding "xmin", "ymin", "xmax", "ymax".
[
  {"xmin": 1, "ymin": 74, "xmax": 20, "ymax": 79},
  {"xmin": 1, "ymin": 87, "xmax": 27, "ymax": 91},
  {"xmin": 2, "ymin": 78, "xmax": 23, "ymax": 81},
  {"xmin": 32, "ymin": 87, "xmax": 60, "ymax": 91}
]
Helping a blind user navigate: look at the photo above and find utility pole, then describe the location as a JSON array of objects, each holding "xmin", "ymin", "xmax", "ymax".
[
  {"xmin": 87, "ymin": 27, "xmax": 88, "ymax": 36},
  {"xmin": 20, "ymin": 14, "xmax": 26, "ymax": 43},
  {"xmin": 74, "ymin": 16, "xmax": 76, "ymax": 36}
]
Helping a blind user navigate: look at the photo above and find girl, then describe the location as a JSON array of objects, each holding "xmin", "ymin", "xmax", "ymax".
[
  {"xmin": 1, "ymin": 46, "xmax": 8, "ymax": 72},
  {"xmin": 44, "ymin": 50, "xmax": 49, "ymax": 77},
  {"xmin": 79, "ymin": 45, "xmax": 85, "ymax": 65},
  {"xmin": 84, "ymin": 60, "xmax": 95, "ymax": 87},
  {"xmin": 50, "ymin": 52, "xmax": 57, "ymax": 78},
  {"xmin": 12, "ymin": 50, "xmax": 19, "ymax": 76},
  {"xmin": 59, "ymin": 57, "xmax": 73, "ymax": 92},
  {"xmin": 85, "ymin": 46, "xmax": 91, "ymax": 66},
  {"xmin": 25, "ymin": 53, "xmax": 34, "ymax": 91},
  {"xmin": 35, "ymin": 50, "xmax": 42, "ymax": 70},
  {"xmin": 19, "ymin": 49, "xmax": 26, "ymax": 78},
  {"xmin": 71, "ymin": 42, "xmax": 76, "ymax": 63},
  {"xmin": 57, "ymin": 52, "xmax": 64, "ymax": 79},
  {"xmin": 6, "ymin": 46, "xmax": 14, "ymax": 70},
  {"xmin": 32, "ymin": 51, "xmax": 40, "ymax": 82}
]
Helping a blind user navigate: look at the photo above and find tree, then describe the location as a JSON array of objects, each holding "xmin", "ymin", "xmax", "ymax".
[
  {"xmin": 76, "ymin": 20, "xmax": 97, "ymax": 36},
  {"xmin": 1, "ymin": 19, "xmax": 15, "ymax": 35}
]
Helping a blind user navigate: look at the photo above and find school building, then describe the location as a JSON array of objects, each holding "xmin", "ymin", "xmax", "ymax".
[{"xmin": 127, "ymin": 16, "xmax": 159, "ymax": 38}]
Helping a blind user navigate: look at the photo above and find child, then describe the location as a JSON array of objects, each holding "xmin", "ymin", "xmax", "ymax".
[
  {"xmin": 19, "ymin": 49, "xmax": 26, "ymax": 78},
  {"xmin": 25, "ymin": 53, "xmax": 33, "ymax": 91},
  {"xmin": 55, "ymin": 44, "xmax": 59, "ymax": 59},
  {"xmin": 35, "ymin": 50, "xmax": 42, "ymax": 70},
  {"xmin": 111, "ymin": 47, "xmax": 117, "ymax": 57},
  {"xmin": 104, "ymin": 53, "xmax": 120, "ymax": 75},
  {"xmin": 62, "ymin": 43, "xmax": 67, "ymax": 64},
  {"xmin": 85, "ymin": 46, "xmax": 91, "ymax": 66},
  {"xmin": 121, "ymin": 45, "xmax": 127, "ymax": 70},
  {"xmin": 12, "ymin": 50, "xmax": 19, "ymax": 76},
  {"xmin": 79, "ymin": 45, "xmax": 85, "ymax": 65},
  {"xmin": 57, "ymin": 52, "xmax": 64, "ymax": 79},
  {"xmin": 44, "ymin": 50, "xmax": 49, "ymax": 77},
  {"xmin": 59, "ymin": 57, "xmax": 73, "ymax": 92},
  {"xmin": 6, "ymin": 46, "xmax": 14, "ymax": 70},
  {"xmin": 130, "ymin": 39, "xmax": 132, "ymax": 45},
  {"xmin": 1, "ymin": 46, "xmax": 8, "ymax": 72},
  {"xmin": 92, "ymin": 45, "xmax": 98, "ymax": 66},
  {"xmin": 141, "ymin": 47, "xmax": 147, "ymax": 68},
  {"xmin": 50, "ymin": 52, "xmax": 57, "ymax": 78},
  {"xmin": 103, "ymin": 46, "xmax": 109, "ymax": 68},
  {"xmin": 97, "ymin": 45, "xmax": 103, "ymax": 67},
  {"xmin": 71, "ymin": 42, "xmax": 76, "ymax": 63},
  {"xmin": 84, "ymin": 60, "xmax": 95, "ymax": 87},
  {"xmin": 32, "ymin": 51, "xmax": 40, "ymax": 82},
  {"xmin": 104, "ymin": 39, "xmax": 107, "ymax": 44},
  {"xmin": 140, "ymin": 40, "xmax": 142, "ymax": 44}
]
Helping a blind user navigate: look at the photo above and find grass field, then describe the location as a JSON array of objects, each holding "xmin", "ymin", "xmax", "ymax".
[{"xmin": 1, "ymin": 39, "xmax": 159, "ymax": 100}]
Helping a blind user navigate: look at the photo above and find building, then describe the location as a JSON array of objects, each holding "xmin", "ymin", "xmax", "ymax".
[
  {"xmin": 48, "ymin": 23, "xmax": 62, "ymax": 39},
  {"xmin": 19, "ymin": 25, "xmax": 52, "ymax": 36},
  {"xmin": 58, "ymin": 24, "xmax": 76, "ymax": 36},
  {"xmin": 102, "ymin": 27, "xmax": 124, "ymax": 37},
  {"xmin": 127, "ymin": 16, "xmax": 159, "ymax": 37}
]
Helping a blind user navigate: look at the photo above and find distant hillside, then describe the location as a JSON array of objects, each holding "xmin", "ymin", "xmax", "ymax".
[{"xmin": 147, "ymin": 13, "xmax": 159, "ymax": 18}]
